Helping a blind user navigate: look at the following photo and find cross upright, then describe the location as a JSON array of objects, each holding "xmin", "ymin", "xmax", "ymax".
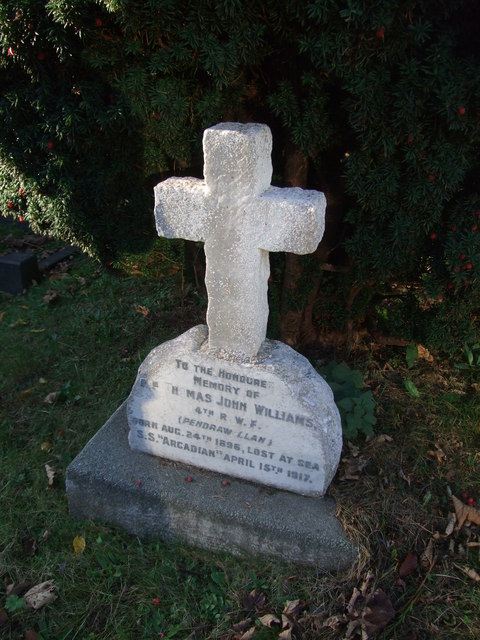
[{"xmin": 154, "ymin": 122, "xmax": 326, "ymax": 358}]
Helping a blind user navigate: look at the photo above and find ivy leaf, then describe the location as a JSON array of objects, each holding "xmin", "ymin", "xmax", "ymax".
[
  {"xmin": 405, "ymin": 344, "xmax": 418, "ymax": 369},
  {"xmin": 403, "ymin": 379, "xmax": 420, "ymax": 398},
  {"xmin": 5, "ymin": 595, "xmax": 25, "ymax": 613}
]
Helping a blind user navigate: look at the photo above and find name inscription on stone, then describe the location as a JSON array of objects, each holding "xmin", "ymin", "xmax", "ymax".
[{"xmin": 128, "ymin": 354, "xmax": 327, "ymax": 493}]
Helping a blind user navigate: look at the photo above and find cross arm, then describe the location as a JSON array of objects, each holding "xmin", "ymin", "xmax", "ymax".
[
  {"xmin": 154, "ymin": 177, "xmax": 209, "ymax": 242},
  {"xmin": 256, "ymin": 187, "xmax": 326, "ymax": 254}
]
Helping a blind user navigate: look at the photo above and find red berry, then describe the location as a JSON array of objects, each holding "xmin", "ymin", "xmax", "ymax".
[
  {"xmin": 7, "ymin": 201, "xmax": 13, "ymax": 209},
  {"xmin": 377, "ymin": 27, "xmax": 385, "ymax": 39},
  {"xmin": 95, "ymin": 18, "xmax": 103, "ymax": 27},
  {"xmin": 458, "ymin": 106, "xmax": 466, "ymax": 116},
  {"xmin": 447, "ymin": 282, "xmax": 454, "ymax": 289},
  {"xmin": 428, "ymin": 174, "xmax": 435, "ymax": 182},
  {"xmin": 221, "ymin": 479, "xmax": 229, "ymax": 486},
  {"xmin": 37, "ymin": 52, "xmax": 46, "ymax": 61},
  {"xmin": 468, "ymin": 497, "xmax": 475, "ymax": 506},
  {"xmin": 473, "ymin": 225, "xmax": 478, "ymax": 232},
  {"xmin": 450, "ymin": 225, "xmax": 457, "ymax": 231},
  {"xmin": 19, "ymin": 215, "xmax": 24, "ymax": 223},
  {"xmin": 460, "ymin": 253, "xmax": 466, "ymax": 261},
  {"xmin": 466, "ymin": 263, "xmax": 473, "ymax": 270},
  {"xmin": 7, "ymin": 47, "xmax": 14, "ymax": 56},
  {"xmin": 186, "ymin": 476, "xmax": 193, "ymax": 483},
  {"xmin": 46, "ymin": 140, "xmax": 54, "ymax": 150},
  {"xmin": 152, "ymin": 597, "xmax": 160, "ymax": 605},
  {"xmin": 462, "ymin": 492, "xmax": 469, "ymax": 500},
  {"xmin": 135, "ymin": 481, "xmax": 141, "ymax": 486},
  {"xmin": 430, "ymin": 232, "xmax": 437, "ymax": 240},
  {"xmin": 18, "ymin": 188, "xmax": 23, "ymax": 195}
]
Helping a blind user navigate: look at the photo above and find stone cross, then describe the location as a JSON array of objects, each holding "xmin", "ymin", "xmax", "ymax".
[{"xmin": 154, "ymin": 122, "xmax": 326, "ymax": 358}]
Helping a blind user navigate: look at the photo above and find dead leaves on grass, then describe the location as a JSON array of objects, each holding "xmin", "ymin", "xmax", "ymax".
[
  {"xmin": 451, "ymin": 495, "xmax": 480, "ymax": 531},
  {"xmin": 230, "ymin": 582, "xmax": 395, "ymax": 640},
  {"xmin": 229, "ymin": 595, "xmax": 306, "ymax": 640},
  {"xmin": 322, "ymin": 573, "xmax": 395, "ymax": 640},
  {"xmin": 2, "ymin": 579, "xmax": 58, "ymax": 616}
]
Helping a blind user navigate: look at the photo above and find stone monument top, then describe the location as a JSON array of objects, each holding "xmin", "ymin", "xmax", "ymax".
[
  {"xmin": 154, "ymin": 122, "xmax": 325, "ymax": 358},
  {"xmin": 126, "ymin": 122, "xmax": 342, "ymax": 497}
]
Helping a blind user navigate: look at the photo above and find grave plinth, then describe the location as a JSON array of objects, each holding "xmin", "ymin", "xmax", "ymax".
[{"xmin": 66, "ymin": 123, "xmax": 356, "ymax": 570}]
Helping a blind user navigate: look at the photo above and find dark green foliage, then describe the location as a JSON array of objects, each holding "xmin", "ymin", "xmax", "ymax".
[
  {"xmin": 318, "ymin": 360, "xmax": 377, "ymax": 439},
  {"xmin": 1, "ymin": 0, "xmax": 479, "ymax": 351}
]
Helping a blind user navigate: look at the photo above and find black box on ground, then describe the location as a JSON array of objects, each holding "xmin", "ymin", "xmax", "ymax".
[{"xmin": 0, "ymin": 251, "xmax": 40, "ymax": 294}]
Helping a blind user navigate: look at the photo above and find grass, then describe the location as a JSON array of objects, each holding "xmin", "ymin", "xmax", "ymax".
[{"xmin": 1, "ymin": 218, "xmax": 480, "ymax": 639}]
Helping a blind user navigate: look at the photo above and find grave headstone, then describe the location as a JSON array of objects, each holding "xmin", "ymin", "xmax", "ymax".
[
  {"xmin": 0, "ymin": 251, "xmax": 40, "ymax": 294},
  {"xmin": 66, "ymin": 123, "xmax": 356, "ymax": 570},
  {"xmin": 127, "ymin": 123, "xmax": 342, "ymax": 496}
]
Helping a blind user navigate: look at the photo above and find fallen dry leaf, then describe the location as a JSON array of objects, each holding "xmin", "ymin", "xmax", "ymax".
[
  {"xmin": 73, "ymin": 535, "xmax": 86, "ymax": 555},
  {"xmin": 454, "ymin": 563, "xmax": 480, "ymax": 583},
  {"xmin": 398, "ymin": 468, "xmax": 412, "ymax": 486},
  {"xmin": 43, "ymin": 391, "xmax": 60, "ymax": 404},
  {"xmin": 322, "ymin": 614, "xmax": 349, "ymax": 631},
  {"xmin": 427, "ymin": 444, "xmax": 446, "ymax": 464},
  {"xmin": 370, "ymin": 434, "xmax": 393, "ymax": 445},
  {"xmin": 418, "ymin": 345, "xmax": 433, "ymax": 362},
  {"xmin": 282, "ymin": 599, "xmax": 303, "ymax": 619},
  {"xmin": 0, "ymin": 311, "xmax": 5, "ymax": 324},
  {"xmin": 19, "ymin": 387, "xmax": 34, "ymax": 399},
  {"xmin": 24, "ymin": 581, "xmax": 58, "ymax": 610},
  {"xmin": 278, "ymin": 629, "xmax": 292, "ymax": 640},
  {"xmin": 41, "ymin": 441, "xmax": 52, "ymax": 453},
  {"xmin": 347, "ymin": 587, "xmax": 362, "ymax": 615},
  {"xmin": 339, "ymin": 454, "xmax": 369, "ymax": 481},
  {"xmin": 6, "ymin": 581, "xmax": 33, "ymax": 596},
  {"xmin": 22, "ymin": 537, "xmax": 37, "ymax": 557},
  {"xmin": 135, "ymin": 305, "xmax": 150, "ymax": 317},
  {"xmin": 359, "ymin": 571, "xmax": 375, "ymax": 597},
  {"xmin": 420, "ymin": 538, "xmax": 435, "ymax": 571},
  {"xmin": 345, "ymin": 618, "xmax": 362, "ymax": 639},
  {"xmin": 452, "ymin": 495, "xmax": 480, "ymax": 531},
  {"xmin": 233, "ymin": 619, "xmax": 253, "ymax": 633},
  {"xmin": 445, "ymin": 512, "xmax": 457, "ymax": 536},
  {"xmin": 399, "ymin": 552, "xmax": 418, "ymax": 578},
  {"xmin": 239, "ymin": 628, "xmax": 256, "ymax": 640},
  {"xmin": 242, "ymin": 589, "xmax": 266, "ymax": 611},
  {"xmin": 258, "ymin": 614, "xmax": 280, "ymax": 628},
  {"xmin": 24, "ymin": 631, "xmax": 40, "ymax": 640},
  {"xmin": 362, "ymin": 589, "xmax": 395, "ymax": 638},
  {"xmin": 45, "ymin": 464, "xmax": 56, "ymax": 487},
  {"xmin": 43, "ymin": 290, "xmax": 58, "ymax": 304}
]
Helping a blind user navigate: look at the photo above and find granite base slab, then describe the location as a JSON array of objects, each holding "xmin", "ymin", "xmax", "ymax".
[{"xmin": 66, "ymin": 402, "xmax": 357, "ymax": 572}]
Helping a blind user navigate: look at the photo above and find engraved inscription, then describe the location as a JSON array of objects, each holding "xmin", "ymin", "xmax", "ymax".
[{"xmin": 128, "ymin": 353, "xmax": 325, "ymax": 493}]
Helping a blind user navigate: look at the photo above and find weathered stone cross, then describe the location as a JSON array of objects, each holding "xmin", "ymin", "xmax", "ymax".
[{"xmin": 154, "ymin": 122, "xmax": 326, "ymax": 358}]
